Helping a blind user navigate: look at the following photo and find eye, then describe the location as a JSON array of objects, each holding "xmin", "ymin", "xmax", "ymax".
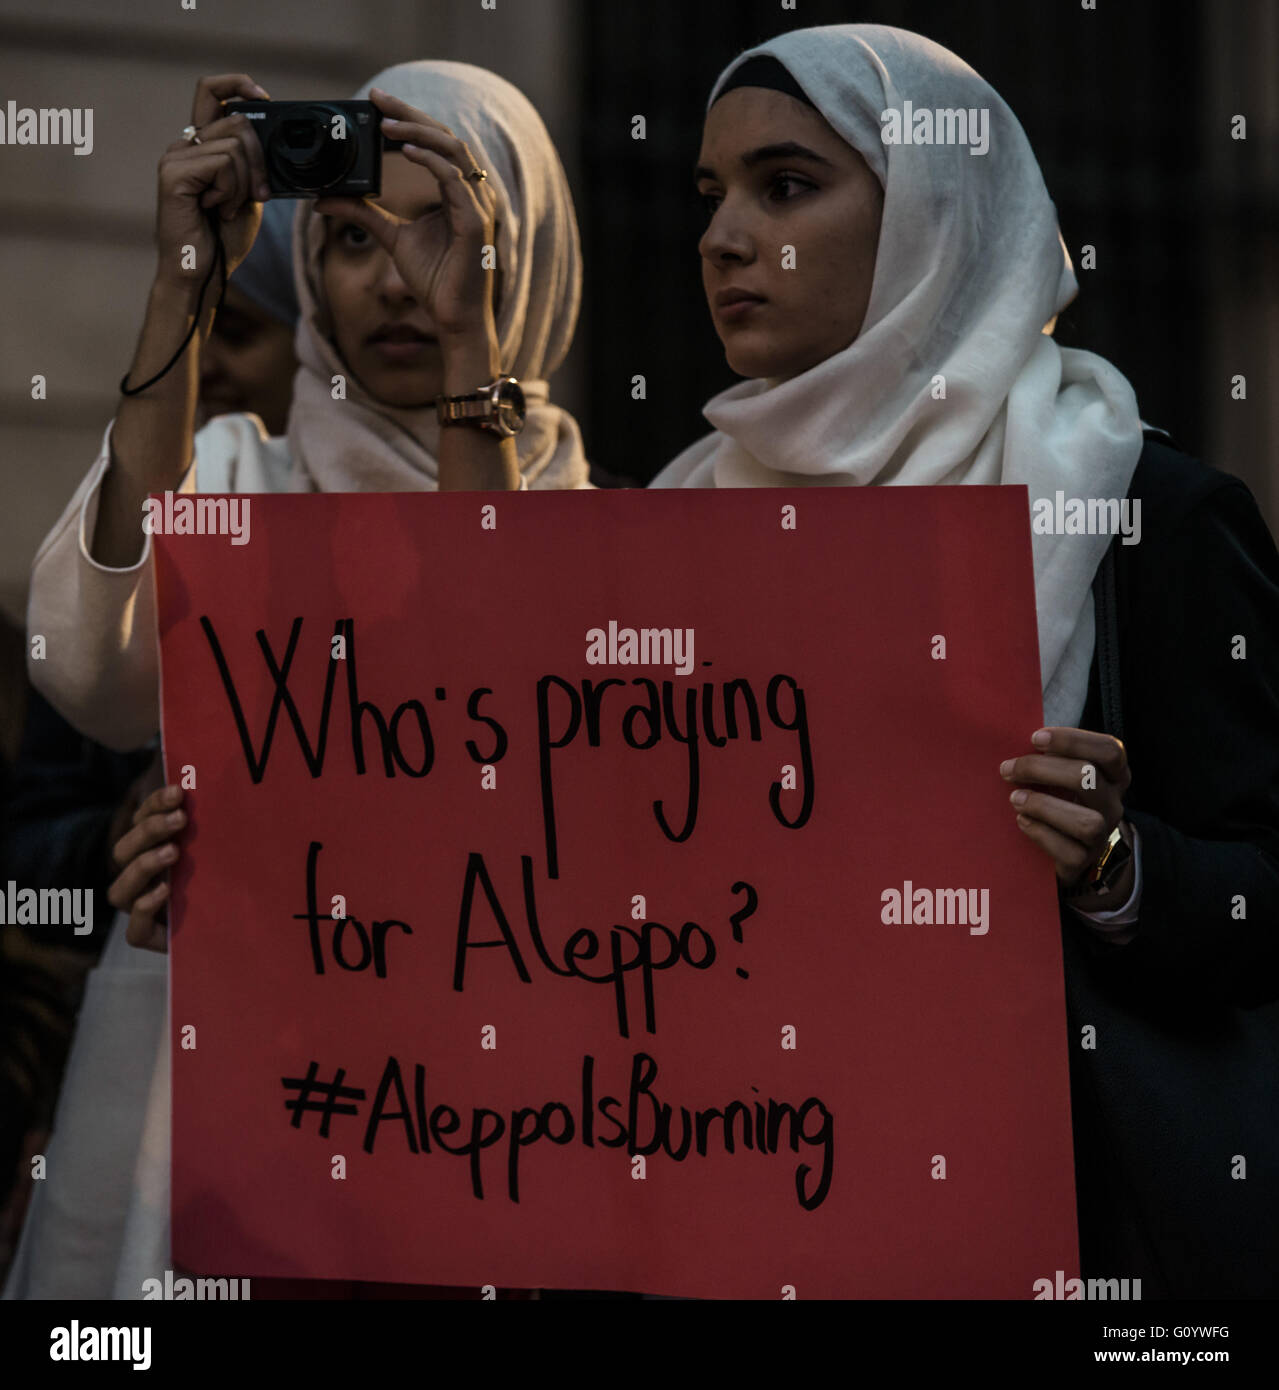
[
  {"xmin": 768, "ymin": 172, "xmax": 815, "ymax": 201},
  {"xmin": 697, "ymin": 189, "xmax": 722, "ymax": 216},
  {"xmin": 336, "ymin": 221, "xmax": 371, "ymax": 249}
]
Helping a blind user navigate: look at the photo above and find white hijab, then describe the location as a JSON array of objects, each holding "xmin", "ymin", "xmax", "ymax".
[
  {"xmin": 286, "ymin": 60, "xmax": 589, "ymax": 491},
  {"xmin": 649, "ymin": 24, "xmax": 1144, "ymax": 729}
]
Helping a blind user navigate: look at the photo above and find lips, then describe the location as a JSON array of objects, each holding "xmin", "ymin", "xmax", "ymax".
[
  {"xmin": 715, "ymin": 288, "xmax": 766, "ymax": 310},
  {"xmin": 368, "ymin": 324, "xmax": 436, "ymax": 344}
]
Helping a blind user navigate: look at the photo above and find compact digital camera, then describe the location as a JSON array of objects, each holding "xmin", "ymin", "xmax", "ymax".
[{"xmin": 226, "ymin": 100, "xmax": 404, "ymax": 198}]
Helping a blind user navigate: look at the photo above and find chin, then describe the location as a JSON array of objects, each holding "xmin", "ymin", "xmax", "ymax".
[
  {"xmin": 381, "ymin": 382, "xmax": 441, "ymax": 408},
  {"xmin": 729, "ymin": 338, "xmax": 840, "ymax": 383},
  {"xmin": 725, "ymin": 345, "xmax": 791, "ymax": 381},
  {"xmin": 359, "ymin": 368, "xmax": 442, "ymax": 409},
  {"xmin": 717, "ymin": 323, "xmax": 795, "ymax": 381}
]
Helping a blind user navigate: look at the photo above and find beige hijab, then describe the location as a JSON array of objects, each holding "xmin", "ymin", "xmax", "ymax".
[{"xmin": 286, "ymin": 60, "xmax": 588, "ymax": 491}]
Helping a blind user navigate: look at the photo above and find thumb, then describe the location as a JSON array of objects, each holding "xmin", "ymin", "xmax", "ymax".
[{"xmin": 313, "ymin": 196, "xmax": 399, "ymax": 254}]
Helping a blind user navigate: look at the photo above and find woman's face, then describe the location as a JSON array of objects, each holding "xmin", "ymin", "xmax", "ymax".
[
  {"xmin": 321, "ymin": 151, "xmax": 448, "ymax": 408},
  {"xmin": 199, "ymin": 285, "xmax": 298, "ymax": 436},
  {"xmin": 696, "ymin": 86, "xmax": 884, "ymax": 381}
]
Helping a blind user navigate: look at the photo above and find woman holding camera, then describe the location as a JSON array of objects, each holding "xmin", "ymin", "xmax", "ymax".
[{"xmin": 9, "ymin": 59, "xmax": 588, "ymax": 1300}]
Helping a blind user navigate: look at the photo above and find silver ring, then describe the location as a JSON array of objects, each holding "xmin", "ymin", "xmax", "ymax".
[
  {"xmin": 181, "ymin": 124, "xmax": 202, "ymax": 145},
  {"xmin": 465, "ymin": 166, "xmax": 487, "ymax": 184}
]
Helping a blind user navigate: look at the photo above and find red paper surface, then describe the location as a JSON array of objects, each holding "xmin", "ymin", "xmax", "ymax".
[{"xmin": 155, "ymin": 485, "xmax": 1078, "ymax": 1298}]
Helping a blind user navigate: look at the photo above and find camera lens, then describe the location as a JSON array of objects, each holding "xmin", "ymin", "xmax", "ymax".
[{"xmin": 265, "ymin": 103, "xmax": 358, "ymax": 193}]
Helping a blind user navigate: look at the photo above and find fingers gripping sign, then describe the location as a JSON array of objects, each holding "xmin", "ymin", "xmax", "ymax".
[
  {"xmin": 109, "ymin": 784, "xmax": 188, "ymax": 953},
  {"xmin": 999, "ymin": 727, "xmax": 1135, "ymax": 904}
]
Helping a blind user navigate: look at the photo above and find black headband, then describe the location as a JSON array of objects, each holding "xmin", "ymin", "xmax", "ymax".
[{"xmin": 713, "ymin": 54, "xmax": 817, "ymax": 110}]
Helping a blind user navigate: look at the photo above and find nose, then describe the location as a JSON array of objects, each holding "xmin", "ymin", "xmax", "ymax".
[
  {"xmin": 699, "ymin": 198, "xmax": 755, "ymax": 269},
  {"xmin": 373, "ymin": 246, "xmax": 415, "ymax": 302}
]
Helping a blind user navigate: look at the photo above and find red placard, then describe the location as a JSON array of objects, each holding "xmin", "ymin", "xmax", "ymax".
[{"xmin": 154, "ymin": 485, "xmax": 1078, "ymax": 1298}]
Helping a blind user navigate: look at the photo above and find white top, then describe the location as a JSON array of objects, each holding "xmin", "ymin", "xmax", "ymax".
[{"xmin": 25, "ymin": 412, "xmax": 531, "ymax": 753}]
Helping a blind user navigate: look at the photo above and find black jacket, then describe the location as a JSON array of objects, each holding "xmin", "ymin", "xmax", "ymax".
[{"xmin": 1064, "ymin": 433, "xmax": 1279, "ymax": 1297}]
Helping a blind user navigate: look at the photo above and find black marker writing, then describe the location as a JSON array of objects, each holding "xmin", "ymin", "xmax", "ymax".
[
  {"xmin": 535, "ymin": 673, "xmax": 814, "ymax": 878},
  {"xmin": 283, "ymin": 1050, "xmax": 835, "ymax": 1210},
  {"xmin": 453, "ymin": 853, "xmax": 747, "ymax": 1038}
]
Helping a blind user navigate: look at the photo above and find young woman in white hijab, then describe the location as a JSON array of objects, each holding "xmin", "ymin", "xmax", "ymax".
[
  {"xmin": 652, "ymin": 26, "xmax": 1147, "ymax": 927},
  {"xmin": 9, "ymin": 59, "xmax": 586, "ymax": 1300},
  {"xmin": 651, "ymin": 24, "xmax": 1279, "ymax": 1299}
]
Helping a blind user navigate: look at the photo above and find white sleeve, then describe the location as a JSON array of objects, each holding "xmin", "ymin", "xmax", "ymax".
[{"xmin": 25, "ymin": 418, "xmax": 196, "ymax": 751}]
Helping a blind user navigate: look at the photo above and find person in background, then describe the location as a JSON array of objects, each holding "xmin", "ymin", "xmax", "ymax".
[{"xmin": 197, "ymin": 196, "xmax": 299, "ymax": 437}]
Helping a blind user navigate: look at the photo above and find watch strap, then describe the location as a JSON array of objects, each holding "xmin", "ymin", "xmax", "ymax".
[
  {"xmin": 1062, "ymin": 824, "xmax": 1131, "ymax": 899},
  {"xmin": 440, "ymin": 396, "xmax": 493, "ymax": 421},
  {"xmin": 436, "ymin": 376, "xmax": 524, "ymax": 437}
]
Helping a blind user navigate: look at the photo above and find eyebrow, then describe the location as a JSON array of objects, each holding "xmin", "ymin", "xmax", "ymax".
[{"xmin": 694, "ymin": 141, "xmax": 835, "ymax": 182}]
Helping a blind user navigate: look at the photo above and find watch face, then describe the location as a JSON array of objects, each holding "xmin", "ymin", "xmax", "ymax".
[{"xmin": 494, "ymin": 378, "xmax": 526, "ymax": 435}]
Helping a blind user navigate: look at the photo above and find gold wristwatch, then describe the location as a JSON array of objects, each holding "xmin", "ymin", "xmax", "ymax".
[
  {"xmin": 1062, "ymin": 823, "xmax": 1132, "ymax": 900},
  {"xmin": 435, "ymin": 376, "xmax": 526, "ymax": 438}
]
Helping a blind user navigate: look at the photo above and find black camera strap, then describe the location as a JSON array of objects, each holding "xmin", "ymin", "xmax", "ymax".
[{"xmin": 120, "ymin": 206, "xmax": 229, "ymax": 397}]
